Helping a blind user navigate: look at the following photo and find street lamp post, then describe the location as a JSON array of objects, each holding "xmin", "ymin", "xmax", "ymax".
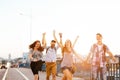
[
  {"xmin": 20, "ymin": 12, "xmax": 32, "ymax": 43},
  {"xmin": 29, "ymin": 14, "xmax": 32, "ymax": 43}
]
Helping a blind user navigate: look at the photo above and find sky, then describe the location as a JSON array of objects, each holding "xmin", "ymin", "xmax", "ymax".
[{"xmin": 0, "ymin": 0, "xmax": 120, "ymax": 59}]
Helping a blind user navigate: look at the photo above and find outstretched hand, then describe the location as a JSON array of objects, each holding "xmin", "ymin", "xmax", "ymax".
[
  {"xmin": 42, "ymin": 32, "xmax": 46, "ymax": 35},
  {"xmin": 76, "ymin": 35, "xmax": 79, "ymax": 39},
  {"xmin": 112, "ymin": 57, "xmax": 117, "ymax": 63},
  {"xmin": 59, "ymin": 33, "xmax": 62, "ymax": 38}
]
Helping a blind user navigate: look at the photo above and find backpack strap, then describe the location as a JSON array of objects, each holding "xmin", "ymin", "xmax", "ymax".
[
  {"xmin": 46, "ymin": 46, "xmax": 50, "ymax": 53},
  {"xmin": 46, "ymin": 46, "xmax": 56, "ymax": 53}
]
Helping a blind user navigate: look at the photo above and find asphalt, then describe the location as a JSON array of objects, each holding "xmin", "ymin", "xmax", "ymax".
[{"xmin": 0, "ymin": 68, "xmax": 84, "ymax": 80}]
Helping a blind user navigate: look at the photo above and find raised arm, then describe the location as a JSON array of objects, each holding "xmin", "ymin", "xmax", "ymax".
[
  {"xmin": 42, "ymin": 32, "xmax": 46, "ymax": 48},
  {"xmin": 59, "ymin": 33, "xmax": 63, "ymax": 47},
  {"xmin": 53, "ymin": 30, "xmax": 63, "ymax": 49},
  {"xmin": 72, "ymin": 49, "xmax": 84, "ymax": 62},
  {"xmin": 72, "ymin": 35, "xmax": 79, "ymax": 48}
]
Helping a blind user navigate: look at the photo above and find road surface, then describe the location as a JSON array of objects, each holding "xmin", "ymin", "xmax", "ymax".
[{"xmin": 0, "ymin": 68, "xmax": 83, "ymax": 80}]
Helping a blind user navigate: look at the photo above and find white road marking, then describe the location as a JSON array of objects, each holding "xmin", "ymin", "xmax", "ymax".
[
  {"xmin": 2, "ymin": 68, "xmax": 9, "ymax": 80},
  {"xmin": 15, "ymin": 68, "xmax": 29, "ymax": 80}
]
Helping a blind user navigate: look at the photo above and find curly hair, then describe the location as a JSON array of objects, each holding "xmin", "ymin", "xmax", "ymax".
[{"xmin": 29, "ymin": 40, "xmax": 44, "ymax": 52}]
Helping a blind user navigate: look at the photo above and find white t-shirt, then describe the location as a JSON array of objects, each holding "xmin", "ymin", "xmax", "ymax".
[{"xmin": 45, "ymin": 46, "xmax": 59, "ymax": 62}]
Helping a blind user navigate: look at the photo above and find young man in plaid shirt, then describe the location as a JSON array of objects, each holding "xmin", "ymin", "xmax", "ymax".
[{"xmin": 86, "ymin": 33, "xmax": 116, "ymax": 80}]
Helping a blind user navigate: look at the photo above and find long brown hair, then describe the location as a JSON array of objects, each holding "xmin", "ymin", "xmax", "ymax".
[
  {"xmin": 62, "ymin": 40, "xmax": 72, "ymax": 56},
  {"xmin": 29, "ymin": 40, "xmax": 44, "ymax": 52}
]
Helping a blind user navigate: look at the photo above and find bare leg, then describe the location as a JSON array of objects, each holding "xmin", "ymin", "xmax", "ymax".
[
  {"xmin": 62, "ymin": 69, "xmax": 72, "ymax": 80},
  {"xmin": 62, "ymin": 75, "xmax": 67, "ymax": 80},
  {"xmin": 34, "ymin": 74, "xmax": 39, "ymax": 80}
]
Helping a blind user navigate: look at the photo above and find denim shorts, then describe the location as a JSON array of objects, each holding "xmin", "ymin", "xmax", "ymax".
[{"xmin": 61, "ymin": 66, "xmax": 75, "ymax": 74}]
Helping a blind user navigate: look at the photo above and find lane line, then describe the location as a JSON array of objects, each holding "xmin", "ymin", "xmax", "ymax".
[
  {"xmin": 2, "ymin": 68, "xmax": 9, "ymax": 80},
  {"xmin": 15, "ymin": 68, "xmax": 29, "ymax": 80}
]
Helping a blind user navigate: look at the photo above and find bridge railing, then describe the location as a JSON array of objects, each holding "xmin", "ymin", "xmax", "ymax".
[
  {"xmin": 73, "ymin": 55, "xmax": 120, "ymax": 80},
  {"xmin": 106, "ymin": 55, "xmax": 120, "ymax": 80}
]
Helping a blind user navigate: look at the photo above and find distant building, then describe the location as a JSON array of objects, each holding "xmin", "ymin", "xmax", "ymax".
[
  {"xmin": 8, "ymin": 53, "xmax": 12, "ymax": 62},
  {"xmin": 23, "ymin": 52, "xmax": 30, "ymax": 63},
  {"xmin": 0, "ymin": 57, "xmax": 3, "ymax": 65}
]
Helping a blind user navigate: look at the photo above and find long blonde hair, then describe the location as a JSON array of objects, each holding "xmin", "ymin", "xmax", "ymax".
[{"xmin": 62, "ymin": 39, "xmax": 72, "ymax": 56}]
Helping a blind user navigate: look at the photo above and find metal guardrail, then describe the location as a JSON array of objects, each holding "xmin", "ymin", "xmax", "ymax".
[
  {"xmin": 106, "ymin": 56, "xmax": 120, "ymax": 80},
  {"xmin": 73, "ymin": 55, "xmax": 120, "ymax": 80},
  {"xmin": 106, "ymin": 63, "xmax": 120, "ymax": 80}
]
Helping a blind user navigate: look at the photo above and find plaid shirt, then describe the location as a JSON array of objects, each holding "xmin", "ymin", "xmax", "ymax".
[{"xmin": 90, "ymin": 43, "xmax": 110, "ymax": 67}]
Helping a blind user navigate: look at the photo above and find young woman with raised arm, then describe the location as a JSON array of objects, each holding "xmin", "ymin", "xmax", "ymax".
[{"xmin": 53, "ymin": 30, "xmax": 83, "ymax": 80}]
